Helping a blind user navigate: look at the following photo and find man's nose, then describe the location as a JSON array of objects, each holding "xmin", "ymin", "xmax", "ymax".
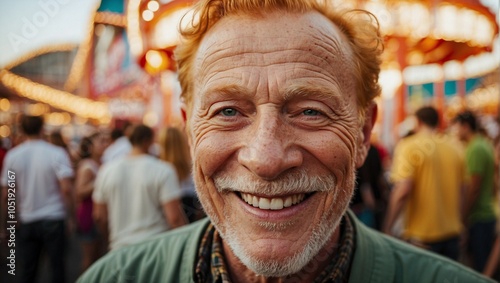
[{"xmin": 237, "ymin": 115, "xmax": 303, "ymax": 180}]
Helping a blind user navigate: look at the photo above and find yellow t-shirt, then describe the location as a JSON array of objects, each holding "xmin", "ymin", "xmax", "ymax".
[{"xmin": 391, "ymin": 132, "xmax": 465, "ymax": 242}]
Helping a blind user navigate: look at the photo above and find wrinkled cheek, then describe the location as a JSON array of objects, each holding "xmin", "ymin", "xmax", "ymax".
[
  {"xmin": 193, "ymin": 161, "xmax": 227, "ymax": 228},
  {"xmin": 332, "ymin": 146, "xmax": 356, "ymax": 188},
  {"xmin": 191, "ymin": 134, "xmax": 233, "ymax": 228},
  {"xmin": 325, "ymin": 147, "xmax": 357, "ymax": 210}
]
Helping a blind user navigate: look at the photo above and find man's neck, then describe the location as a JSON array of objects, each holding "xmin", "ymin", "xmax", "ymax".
[
  {"xmin": 90, "ymin": 154, "xmax": 102, "ymax": 164},
  {"xmin": 25, "ymin": 135, "xmax": 42, "ymax": 141},
  {"xmin": 129, "ymin": 146, "xmax": 147, "ymax": 156},
  {"xmin": 464, "ymin": 133, "xmax": 477, "ymax": 144},
  {"xmin": 417, "ymin": 125, "xmax": 436, "ymax": 135},
  {"xmin": 223, "ymin": 227, "xmax": 341, "ymax": 283}
]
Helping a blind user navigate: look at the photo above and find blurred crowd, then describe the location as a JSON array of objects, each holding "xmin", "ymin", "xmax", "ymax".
[
  {"xmin": 349, "ymin": 106, "xmax": 500, "ymax": 280},
  {"xmin": 0, "ymin": 106, "xmax": 500, "ymax": 282},
  {"xmin": 0, "ymin": 116, "xmax": 205, "ymax": 282}
]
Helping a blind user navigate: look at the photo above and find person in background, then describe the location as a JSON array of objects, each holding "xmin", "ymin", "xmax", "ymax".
[
  {"xmin": 75, "ymin": 133, "xmax": 109, "ymax": 273},
  {"xmin": 454, "ymin": 110, "xmax": 498, "ymax": 272},
  {"xmin": 483, "ymin": 131, "xmax": 500, "ymax": 279},
  {"xmin": 384, "ymin": 106, "xmax": 465, "ymax": 261},
  {"xmin": 78, "ymin": 1, "xmax": 493, "ymax": 282},
  {"xmin": 49, "ymin": 130, "xmax": 68, "ymax": 149},
  {"xmin": 0, "ymin": 137, "xmax": 7, "ymax": 180},
  {"xmin": 92, "ymin": 125, "xmax": 188, "ymax": 250},
  {"xmin": 101, "ymin": 121, "xmax": 133, "ymax": 163},
  {"xmin": 1, "ymin": 115, "xmax": 74, "ymax": 283},
  {"xmin": 159, "ymin": 126, "xmax": 206, "ymax": 223},
  {"xmin": 483, "ymin": 232, "xmax": 500, "ymax": 278},
  {"xmin": 351, "ymin": 144, "xmax": 389, "ymax": 230},
  {"xmin": 49, "ymin": 130, "xmax": 78, "ymax": 168}
]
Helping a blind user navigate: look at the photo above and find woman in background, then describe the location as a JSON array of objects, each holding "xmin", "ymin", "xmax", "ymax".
[
  {"xmin": 75, "ymin": 133, "xmax": 109, "ymax": 272},
  {"xmin": 159, "ymin": 127, "xmax": 205, "ymax": 223}
]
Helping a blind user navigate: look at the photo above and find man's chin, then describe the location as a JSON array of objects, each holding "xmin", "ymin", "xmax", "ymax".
[
  {"xmin": 221, "ymin": 217, "xmax": 338, "ymax": 278},
  {"xmin": 226, "ymin": 238, "xmax": 312, "ymax": 277}
]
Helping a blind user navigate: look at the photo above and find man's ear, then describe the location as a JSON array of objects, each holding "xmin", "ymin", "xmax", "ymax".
[
  {"xmin": 181, "ymin": 105, "xmax": 188, "ymax": 124},
  {"xmin": 355, "ymin": 103, "xmax": 378, "ymax": 168},
  {"xmin": 180, "ymin": 104, "xmax": 194, "ymax": 157}
]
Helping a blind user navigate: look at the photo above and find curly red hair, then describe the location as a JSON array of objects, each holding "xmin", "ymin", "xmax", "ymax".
[{"xmin": 175, "ymin": 0, "xmax": 383, "ymax": 120}]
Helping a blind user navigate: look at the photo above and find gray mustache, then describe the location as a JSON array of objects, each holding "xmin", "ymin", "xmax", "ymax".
[{"xmin": 213, "ymin": 171, "xmax": 336, "ymax": 195}]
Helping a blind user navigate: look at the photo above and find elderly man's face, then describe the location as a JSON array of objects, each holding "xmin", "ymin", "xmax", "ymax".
[{"xmin": 187, "ymin": 11, "xmax": 370, "ymax": 276}]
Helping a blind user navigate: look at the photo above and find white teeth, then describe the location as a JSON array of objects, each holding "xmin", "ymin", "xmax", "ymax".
[
  {"xmin": 252, "ymin": 196, "xmax": 259, "ymax": 207},
  {"xmin": 259, "ymin": 198, "xmax": 271, "ymax": 209},
  {"xmin": 284, "ymin": 197, "xmax": 292, "ymax": 208},
  {"xmin": 240, "ymin": 193, "xmax": 306, "ymax": 210},
  {"xmin": 270, "ymin": 198, "xmax": 283, "ymax": 210}
]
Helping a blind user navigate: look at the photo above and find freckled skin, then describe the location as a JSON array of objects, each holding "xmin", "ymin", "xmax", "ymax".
[{"xmin": 186, "ymin": 11, "xmax": 374, "ymax": 282}]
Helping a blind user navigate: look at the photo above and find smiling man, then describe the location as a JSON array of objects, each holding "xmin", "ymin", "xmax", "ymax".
[{"xmin": 78, "ymin": 0, "xmax": 493, "ymax": 282}]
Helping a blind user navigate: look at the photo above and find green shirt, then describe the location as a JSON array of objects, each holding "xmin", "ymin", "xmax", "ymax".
[
  {"xmin": 466, "ymin": 135, "xmax": 497, "ymax": 223},
  {"xmin": 78, "ymin": 211, "xmax": 494, "ymax": 283}
]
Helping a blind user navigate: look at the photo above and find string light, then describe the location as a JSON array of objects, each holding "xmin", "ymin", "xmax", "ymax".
[
  {"xmin": 142, "ymin": 10, "xmax": 154, "ymax": 21},
  {"xmin": 94, "ymin": 11, "xmax": 127, "ymax": 27},
  {"xmin": 64, "ymin": 7, "xmax": 98, "ymax": 92},
  {"xmin": 127, "ymin": 0, "xmax": 144, "ymax": 57},
  {"xmin": 0, "ymin": 125, "xmax": 10, "ymax": 138},
  {"xmin": 0, "ymin": 99, "xmax": 10, "ymax": 111},
  {"xmin": 65, "ymin": 8, "xmax": 126, "ymax": 92},
  {"xmin": 0, "ymin": 70, "xmax": 110, "ymax": 120},
  {"xmin": 148, "ymin": 1, "xmax": 160, "ymax": 12}
]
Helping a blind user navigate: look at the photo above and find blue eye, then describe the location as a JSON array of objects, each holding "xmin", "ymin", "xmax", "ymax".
[
  {"xmin": 220, "ymin": 108, "xmax": 238, "ymax": 116},
  {"xmin": 303, "ymin": 109, "xmax": 321, "ymax": 116}
]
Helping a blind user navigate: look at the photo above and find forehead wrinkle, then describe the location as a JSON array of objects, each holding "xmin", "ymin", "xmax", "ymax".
[
  {"xmin": 197, "ymin": 49, "xmax": 344, "ymax": 94},
  {"xmin": 313, "ymin": 28, "xmax": 352, "ymax": 63},
  {"xmin": 196, "ymin": 27, "xmax": 347, "ymax": 71},
  {"xmin": 200, "ymin": 68, "xmax": 247, "ymax": 90}
]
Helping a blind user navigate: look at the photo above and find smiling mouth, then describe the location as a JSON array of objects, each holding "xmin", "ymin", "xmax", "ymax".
[{"xmin": 239, "ymin": 192, "xmax": 313, "ymax": 210}]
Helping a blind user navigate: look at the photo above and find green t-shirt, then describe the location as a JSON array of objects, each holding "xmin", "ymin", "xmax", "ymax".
[{"xmin": 466, "ymin": 135, "xmax": 497, "ymax": 223}]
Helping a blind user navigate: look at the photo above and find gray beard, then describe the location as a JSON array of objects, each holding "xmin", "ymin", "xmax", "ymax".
[{"xmin": 200, "ymin": 169, "xmax": 354, "ymax": 277}]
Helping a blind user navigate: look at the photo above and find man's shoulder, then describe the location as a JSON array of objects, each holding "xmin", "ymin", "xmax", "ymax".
[
  {"xmin": 5, "ymin": 141, "xmax": 60, "ymax": 159},
  {"xmin": 350, "ymin": 213, "xmax": 494, "ymax": 282},
  {"xmin": 78, "ymin": 218, "xmax": 210, "ymax": 283},
  {"xmin": 141, "ymin": 156, "xmax": 176, "ymax": 174},
  {"xmin": 467, "ymin": 137, "xmax": 494, "ymax": 161},
  {"xmin": 33, "ymin": 140, "xmax": 67, "ymax": 156}
]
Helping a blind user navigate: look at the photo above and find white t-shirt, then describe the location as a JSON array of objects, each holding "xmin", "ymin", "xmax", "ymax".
[
  {"xmin": 0, "ymin": 140, "xmax": 74, "ymax": 223},
  {"xmin": 101, "ymin": 136, "xmax": 132, "ymax": 163},
  {"xmin": 93, "ymin": 154, "xmax": 182, "ymax": 250}
]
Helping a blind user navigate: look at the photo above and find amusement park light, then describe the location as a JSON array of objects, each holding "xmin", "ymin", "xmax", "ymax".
[
  {"xmin": 0, "ymin": 70, "xmax": 110, "ymax": 120},
  {"xmin": 142, "ymin": 9, "xmax": 154, "ymax": 21},
  {"xmin": 0, "ymin": 126, "xmax": 11, "ymax": 138},
  {"xmin": 379, "ymin": 69, "xmax": 403, "ymax": 99},
  {"xmin": 0, "ymin": 99, "xmax": 11, "ymax": 112},
  {"xmin": 148, "ymin": 0, "xmax": 160, "ymax": 12}
]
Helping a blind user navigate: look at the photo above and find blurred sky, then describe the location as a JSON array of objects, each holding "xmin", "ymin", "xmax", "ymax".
[
  {"xmin": 0, "ymin": 0, "xmax": 100, "ymax": 68},
  {"xmin": 0, "ymin": 0, "xmax": 498, "ymax": 69}
]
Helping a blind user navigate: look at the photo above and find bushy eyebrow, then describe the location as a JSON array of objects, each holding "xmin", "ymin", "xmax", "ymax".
[
  {"xmin": 201, "ymin": 84, "xmax": 253, "ymax": 104},
  {"xmin": 200, "ymin": 83, "xmax": 344, "ymax": 105},
  {"xmin": 283, "ymin": 84, "xmax": 343, "ymax": 102}
]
